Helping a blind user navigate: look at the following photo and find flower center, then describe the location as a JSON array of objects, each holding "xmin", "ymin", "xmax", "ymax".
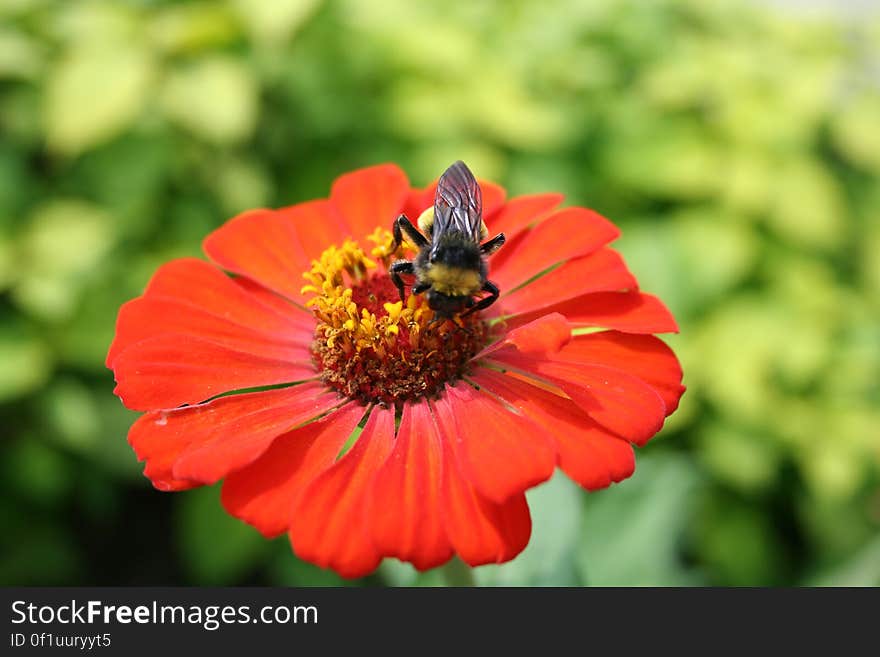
[{"xmin": 302, "ymin": 228, "xmax": 490, "ymax": 405}]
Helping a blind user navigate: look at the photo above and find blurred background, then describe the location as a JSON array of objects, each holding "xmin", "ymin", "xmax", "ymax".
[{"xmin": 1, "ymin": 0, "xmax": 878, "ymax": 587}]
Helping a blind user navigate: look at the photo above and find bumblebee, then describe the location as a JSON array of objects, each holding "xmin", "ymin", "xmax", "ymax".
[{"xmin": 389, "ymin": 161, "xmax": 506, "ymax": 319}]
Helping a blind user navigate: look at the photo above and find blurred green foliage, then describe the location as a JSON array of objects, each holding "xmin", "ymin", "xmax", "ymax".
[{"xmin": 0, "ymin": 0, "xmax": 878, "ymax": 586}]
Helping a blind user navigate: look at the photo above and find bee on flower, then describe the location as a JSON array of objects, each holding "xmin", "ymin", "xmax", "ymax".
[{"xmin": 107, "ymin": 162, "xmax": 684, "ymax": 578}]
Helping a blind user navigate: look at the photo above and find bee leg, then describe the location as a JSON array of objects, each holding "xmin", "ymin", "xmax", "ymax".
[
  {"xmin": 452, "ymin": 305, "xmax": 475, "ymax": 335},
  {"xmin": 389, "ymin": 260, "xmax": 415, "ymax": 302},
  {"xmin": 480, "ymin": 233, "xmax": 506, "ymax": 256},
  {"xmin": 462, "ymin": 280, "xmax": 500, "ymax": 316},
  {"xmin": 412, "ymin": 281, "xmax": 431, "ymax": 295},
  {"xmin": 391, "ymin": 214, "xmax": 429, "ymax": 251}
]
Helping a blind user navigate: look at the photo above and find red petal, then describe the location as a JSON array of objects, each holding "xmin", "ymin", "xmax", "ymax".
[
  {"xmin": 486, "ymin": 193, "xmax": 564, "ymax": 242},
  {"xmin": 275, "ymin": 199, "xmax": 348, "ymax": 263},
  {"xmin": 221, "ymin": 403, "xmax": 364, "ymax": 537},
  {"xmin": 499, "ymin": 248, "xmax": 637, "ymax": 318},
  {"xmin": 484, "ymin": 226, "xmax": 529, "ymax": 278},
  {"xmin": 491, "ymin": 207, "xmax": 620, "ymax": 291},
  {"xmin": 432, "ymin": 401, "xmax": 531, "ymax": 566},
  {"xmin": 232, "ymin": 277, "xmax": 313, "ymax": 327},
  {"xmin": 487, "ymin": 351, "xmax": 667, "ymax": 446},
  {"xmin": 506, "ymin": 291, "xmax": 680, "ymax": 334},
  {"xmin": 472, "ymin": 369, "xmax": 635, "ymax": 490},
  {"xmin": 402, "ymin": 186, "xmax": 435, "ymax": 221},
  {"xmin": 330, "ymin": 164, "xmax": 409, "ymax": 240},
  {"xmin": 554, "ymin": 332, "xmax": 685, "ymax": 416},
  {"xmin": 107, "ymin": 259, "xmax": 312, "ymax": 368},
  {"xmin": 432, "ymin": 384, "xmax": 556, "ymax": 503},
  {"xmin": 479, "ymin": 312, "xmax": 571, "ymax": 359},
  {"xmin": 368, "ymin": 403, "xmax": 453, "ymax": 571},
  {"xmin": 173, "ymin": 386, "xmax": 342, "ymax": 484},
  {"xmin": 110, "ymin": 297, "xmax": 311, "ymax": 366},
  {"xmin": 128, "ymin": 383, "xmax": 339, "ymax": 490},
  {"xmin": 128, "ymin": 384, "xmax": 330, "ymax": 490},
  {"xmin": 203, "ymin": 209, "xmax": 313, "ymax": 304},
  {"xmin": 479, "ymin": 179, "xmax": 507, "ymax": 220},
  {"xmin": 289, "ymin": 407, "xmax": 395, "ymax": 579},
  {"xmin": 112, "ymin": 335, "xmax": 315, "ymax": 411}
]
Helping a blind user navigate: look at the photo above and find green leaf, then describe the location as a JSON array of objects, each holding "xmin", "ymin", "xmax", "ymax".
[
  {"xmin": 0, "ymin": 522, "xmax": 83, "ymax": 585},
  {"xmin": 160, "ymin": 56, "xmax": 259, "ymax": 145},
  {"xmin": 0, "ymin": 26, "xmax": 45, "ymax": 80},
  {"xmin": 88, "ymin": 391, "xmax": 143, "ymax": 479},
  {"xmin": 863, "ymin": 217, "xmax": 880, "ymax": 297},
  {"xmin": 689, "ymin": 294, "xmax": 833, "ymax": 424},
  {"xmin": 831, "ymin": 92, "xmax": 880, "ymax": 173},
  {"xmin": 0, "ymin": 145, "xmax": 32, "ymax": 223},
  {"xmin": 798, "ymin": 494, "xmax": 877, "ymax": 561},
  {"xmin": 44, "ymin": 44, "xmax": 154, "ymax": 155},
  {"xmin": 0, "ymin": 236, "xmax": 14, "ymax": 290},
  {"xmin": 71, "ymin": 134, "xmax": 173, "ymax": 239},
  {"xmin": 809, "ymin": 537, "xmax": 880, "ymax": 587},
  {"xmin": 3, "ymin": 438, "xmax": 71, "ymax": 505},
  {"xmin": 231, "ymin": 0, "xmax": 322, "ymax": 46},
  {"xmin": 269, "ymin": 543, "xmax": 359, "ymax": 586},
  {"xmin": 176, "ymin": 485, "xmax": 271, "ymax": 585},
  {"xmin": 601, "ymin": 116, "xmax": 722, "ymax": 199},
  {"xmin": 797, "ymin": 433, "xmax": 868, "ymax": 502},
  {"xmin": 44, "ymin": 377, "xmax": 101, "ymax": 452},
  {"xmin": 673, "ymin": 209, "xmax": 757, "ymax": 303},
  {"xmin": 20, "ymin": 199, "xmax": 114, "ymax": 272},
  {"xmin": 14, "ymin": 199, "xmax": 116, "ymax": 321},
  {"xmin": 0, "ymin": 86, "xmax": 42, "ymax": 144},
  {"xmin": 54, "ymin": 265, "xmax": 140, "ymax": 371},
  {"xmin": 766, "ymin": 158, "xmax": 847, "ymax": 250},
  {"xmin": 698, "ymin": 421, "xmax": 781, "ymax": 493},
  {"xmin": 694, "ymin": 493, "xmax": 789, "ymax": 585},
  {"xmin": 576, "ymin": 454, "xmax": 704, "ymax": 586},
  {"xmin": 0, "ymin": 328, "xmax": 51, "ymax": 402},
  {"xmin": 720, "ymin": 148, "xmax": 775, "ymax": 214},
  {"xmin": 377, "ymin": 560, "xmax": 444, "ymax": 587},
  {"xmin": 211, "ymin": 156, "xmax": 273, "ymax": 216},
  {"xmin": 11, "ymin": 274, "xmax": 79, "ymax": 322},
  {"xmin": 51, "ymin": 0, "xmax": 140, "ymax": 45},
  {"xmin": 148, "ymin": 2, "xmax": 240, "ymax": 55}
]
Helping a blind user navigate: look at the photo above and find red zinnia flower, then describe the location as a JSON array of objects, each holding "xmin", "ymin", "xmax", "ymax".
[{"xmin": 107, "ymin": 163, "xmax": 684, "ymax": 578}]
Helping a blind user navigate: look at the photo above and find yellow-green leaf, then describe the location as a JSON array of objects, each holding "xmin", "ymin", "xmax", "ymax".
[
  {"xmin": 160, "ymin": 56, "xmax": 258, "ymax": 145},
  {"xmin": 44, "ymin": 45, "xmax": 154, "ymax": 155}
]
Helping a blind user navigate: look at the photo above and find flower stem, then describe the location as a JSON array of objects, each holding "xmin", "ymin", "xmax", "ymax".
[{"xmin": 441, "ymin": 558, "xmax": 477, "ymax": 587}]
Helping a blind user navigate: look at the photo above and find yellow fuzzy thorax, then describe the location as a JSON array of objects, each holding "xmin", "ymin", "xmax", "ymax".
[{"xmin": 425, "ymin": 263, "xmax": 481, "ymax": 297}]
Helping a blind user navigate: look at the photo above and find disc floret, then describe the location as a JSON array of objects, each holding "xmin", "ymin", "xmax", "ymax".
[{"xmin": 303, "ymin": 231, "xmax": 488, "ymax": 405}]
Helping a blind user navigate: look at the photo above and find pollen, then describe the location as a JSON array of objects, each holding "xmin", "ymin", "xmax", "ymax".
[{"xmin": 303, "ymin": 230, "xmax": 489, "ymax": 405}]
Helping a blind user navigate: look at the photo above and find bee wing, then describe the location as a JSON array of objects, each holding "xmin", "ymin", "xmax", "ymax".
[{"xmin": 432, "ymin": 160, "xmax": 483, "ymax": 243}]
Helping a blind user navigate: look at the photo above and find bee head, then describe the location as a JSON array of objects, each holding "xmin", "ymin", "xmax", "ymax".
[{"xmin": 426, "ymin": 289, "xmax": 471, "ymax": 319}]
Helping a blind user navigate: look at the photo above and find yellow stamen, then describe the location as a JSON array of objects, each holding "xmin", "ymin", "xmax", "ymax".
[{"xmin": 303, "ymin": 229, "xmax": 490, "ymax": 404}]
